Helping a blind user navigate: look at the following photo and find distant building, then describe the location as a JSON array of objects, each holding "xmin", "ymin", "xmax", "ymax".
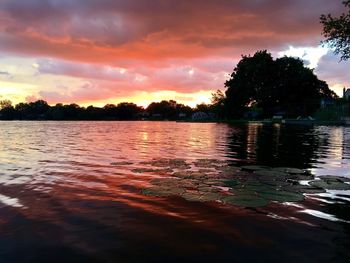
[
  {"xmin": 136, "ymin": 111, "xmax": 149, "ymax": 119},
  {"xmin": 273, "ymin": 111, "xmax": 286, "ymax": 118},
  {"xmin": 243, "ymin": 110, "xmax": 260, "ymax": 119},
  {"xmin": 343, "ymin": 87, "xmax": 350, "ymax": 100},
  {"xmin": 151, "ymin": 113, "xmax": 162, "ymax": 119},
  {"xmin": 320, "ymin": 98, "xmax": 336, "ymax": 108},
  {"xmin": 192, "ymin": 111, "xmax": 209, "ymax": 121},
  {"xmin": 178, "ymin": 113, "xmax": 187, "ymax": 119}
]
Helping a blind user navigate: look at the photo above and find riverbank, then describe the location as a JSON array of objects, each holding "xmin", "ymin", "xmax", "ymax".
[
  {"xmin": 178, "ymin": 118, "xmax": 349, "ymax": 126},
  {"xmin": 0, "ymin": 118, "xmax": 348, "ymax": 126}
]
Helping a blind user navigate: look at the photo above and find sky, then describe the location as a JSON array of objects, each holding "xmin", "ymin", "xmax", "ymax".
[{"xmin": 0, "ymin": 0, "xmax": 349, "ymax": 107}]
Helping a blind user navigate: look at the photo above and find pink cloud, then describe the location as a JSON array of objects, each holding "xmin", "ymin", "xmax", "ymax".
[
  {"xmin": 0, "ymin": 0, "xmax": 345, "ymax": 63},
  {"xmin": 0, "ymin": 0, "xmax": 348, "ymax": 105}
]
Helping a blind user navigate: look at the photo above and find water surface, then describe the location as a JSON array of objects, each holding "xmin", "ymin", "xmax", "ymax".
[{"xmin": 0, "ymin": 121, "xmax": 349, "ymax": 262}]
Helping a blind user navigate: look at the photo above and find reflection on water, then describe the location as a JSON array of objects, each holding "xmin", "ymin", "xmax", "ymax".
[{"xmin": 0, "ymin": 121, "xmax": 349, "ymax": 262}]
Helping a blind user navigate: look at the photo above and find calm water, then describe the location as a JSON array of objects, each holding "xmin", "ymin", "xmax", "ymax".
[{"xmin": 0, "ymin": 121, "xmax": 349, "ymax": 263}]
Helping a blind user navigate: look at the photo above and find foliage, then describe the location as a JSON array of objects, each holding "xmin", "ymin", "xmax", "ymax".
[
  {"xmin": 146, "ymin": 100, "xmax": 192, "ymax": 120},
  {"xmin": 225, "ymin": 51, "xmax": 274, "ymax": 117},
  {"xmin": 320, "ymin": 0, "xmax": 350, "ymax": 60},
  {"xmin": 194, "ymin": 103, "xmax": 211, "ymax": 114},
  {"xmin": 224, "ymin": 50, "xmax": 338, "ymax": 118},
  {"xmin": 115, "ymin": 102, "xmax": 143, "ymax": 120},
  {"xmin": 0, "ymin": 99, "xmax": 194, "ymax": 121},
  {"xmin": 0, "ymin": 100, "xmax": 12, "ymax": 110},
  {"xmin": 210, "ymin": 90, "xmax": 227, "ymax": 118},
  {"xmin": 313, "ymin": 100, "xmax": 350, "ymax": 120}
]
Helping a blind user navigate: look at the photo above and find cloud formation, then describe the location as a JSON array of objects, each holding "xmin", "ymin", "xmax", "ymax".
[
  {"xmin": 316, "ymin": 51, "xmax": 350, "ymax": 94},
  {"xmin": 0, "ymin": 0, "xmax": 343, "ymax": 61},
  {"xmin": 0, "ymin": 0, "xmax": 348, "ymax": 105}
]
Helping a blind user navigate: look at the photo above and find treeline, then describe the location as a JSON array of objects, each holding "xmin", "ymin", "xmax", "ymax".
[
  {"xmin": 1, "ymin": 50, "xmax": 346, "ymax": 121},
  {"xmin": 0, "ymin": 99, "xmax": 217, "ymax": 121},
  {"xmin": 223, "ymin": 50, "xmax": 339, "ymax": 118}
]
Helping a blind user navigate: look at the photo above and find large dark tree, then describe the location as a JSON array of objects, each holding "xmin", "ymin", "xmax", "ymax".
[
  {"xmin": 147, "ymin": 100, "xmax": 175, "ymax": 119},
  {"xmin": 320, "ymin": 0, "xmax": 350, "ymax": 60},
  {"xmin": 115, "ymin": 102, "xmax": 143, "ymax": 120},
  {"xmin": 225, "ymin": 51, "xmax": 337, "ymax": 118},
  {"xmin": 225, "ymin": 51, "xmax": 275, "ymax": 117},
  {"xmin": 0, "ymin": 100, "xmax": 12, "ymax": 109},
  {"xmin": 210, "ymin": 90, "xmax": 227, "ymax": 118},
  {"xmin": 0, "ymin": 100, "xmax": 16, "ymax": 120}
]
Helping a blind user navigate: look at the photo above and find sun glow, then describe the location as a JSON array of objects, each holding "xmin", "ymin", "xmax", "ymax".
[
  {"xmin": 0, "ymin": 80, "xmax": 37, "ymax": 104},
  {"xmin": 80, "ymin": 90, "xmax": 213, "ymax": 108}
]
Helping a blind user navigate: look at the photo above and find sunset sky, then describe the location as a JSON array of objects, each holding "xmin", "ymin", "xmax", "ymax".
[{"xmin": 0, "ymin": 0, "xmax": 349, "ymax": 107}]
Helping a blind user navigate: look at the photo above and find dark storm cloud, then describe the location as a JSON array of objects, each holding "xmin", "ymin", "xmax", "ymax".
[{"xmin": 0, "ymin": 0, "xmax": 345, "ymax": 61}]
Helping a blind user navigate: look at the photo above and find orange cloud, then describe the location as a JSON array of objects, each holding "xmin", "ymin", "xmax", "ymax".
[{"xmin": 0, "ymin": 0, "xmax": 348, "ymax": 106}]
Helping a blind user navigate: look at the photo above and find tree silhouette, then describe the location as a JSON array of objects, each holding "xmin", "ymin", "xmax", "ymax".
[
  {"xmin": 147, "ymin": 100, "xmax": 191, "ymax": 120},
  {"xmin": 115, "ymin": 102, "xmax": 142, "ymax": 120},
  {"xmin": 0, "ymin": 100, "xmax": 16, "ymax": 120},
  {"xmin": 0, "ymin": 100, "xmax": 12, "ymax": 110},
  {"xmin": 210, "ymin": 90, "xmax": 227, "ymax": 118},
  {"xmin": 321, "ymin": 0, "xmax": 350, "ymax": 60},
  {"xmin": 225, "ymin": 51, "xmax": 337, "ymax": 118},
  {"xmin": 0, "ymin": 99, "xmax": 195, "ymax": 121},
  {"xmin": 103, "ymin": 104, "xmax": 118, "ymax": 119},
  {"xmin": 225, "ymin": 51, "xmax": 275, "ymax": 117}
]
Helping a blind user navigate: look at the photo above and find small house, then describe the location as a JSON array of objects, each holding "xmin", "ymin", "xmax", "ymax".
[
  {"xmin": 192, "ymin": 111, "xmax": 209, "ymax": 121},
  {"xmin": 320, "ymin": 98, "xmax": 336, "ymax": 108},
  {"xmin": 178, "ymin": 113, "xmax": 187, "ymax": 119},
  {"xmin": 343, "ymin": 88, "xmax": 350, "ymax": 100}
]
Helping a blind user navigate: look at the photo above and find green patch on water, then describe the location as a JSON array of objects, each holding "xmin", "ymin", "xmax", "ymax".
[
  {"xmin": 309, "ymin": 179, "xmax": 350, "ymax": 190},
  {"xmin": 193, "ymin": 159, "xmax": 227, "ymax": 168},
  {"xmin": 222, "ymin": 195, "xmax": 270, "ymax": 208},
  {"xmin": 138, "ymin": 159, "xmax": 349, "ymax": 208},
  {"xmin": 140, "ymin": 158, "xmax": 191, "ymax": 170},
  {"xmin": 110, "ymin": 161, "xmax": 134, "ymax": 166},
  {"xmin": 132, "ymin": 168, "xmax": 174, "ymax": 174},
  {"xmin": 258, "ymin": 190, "xmax": 304, "ymax": 202},
  {"xmin": 142, "ymin": 187, "xmax": 185, "ymax": 197}
]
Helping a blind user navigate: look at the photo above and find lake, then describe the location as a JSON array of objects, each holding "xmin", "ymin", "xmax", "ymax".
[{"xmin": 0, "ymin": 121, "xmax": 349, "ymax": 263}]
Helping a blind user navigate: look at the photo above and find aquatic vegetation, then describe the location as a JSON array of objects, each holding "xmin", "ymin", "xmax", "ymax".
[
  {"xmin": 258, "ymin": 190, "xmax": 304, "ymax": 202},
  {"xmin": 132, "ymin": 168, "xmax": 158, "ymax": 173},
  {"xmin": 227, "ymin": 181, "xmax": 305, "ymax": 203},
  {"xmin": 203, "ymin": 179, "xmax": 226, "ymax": 186},
  {"xmin": 172, "ymin": 171, "xmax": 208, "ymax": 180},
  {"xmin": 131, "ymin": 168, "xmax": 173, "ymax": 174},
  {"xmin": 285, "ymin": 184, "xmax": 326, "ymax": 194},
  {"xmin": 193, "ymin": 159, "xmax": 227, "ymax": 168},
  {"xmin": 141, "ymin": 158, "xmax": 191, "ymax": 170},
  {"xmin": 222, "ymin": 195, "xmax": 270, "ymax": 208},
  {"xmin": 222, "ymin": 179, "xmax": 239, "ymax": 188},
  {"xmin": 197, "ymin": 186, "xmax": 221, "ymax": 193},
  {"xmin": 309, "ymin": 179, "xmax": 350, "ymax": 191},
  {"xmin": 139, "ymin": 159, "xmax": 349, "ymax": 208},
  {"xmin": 254, "ymin": 170, "xmax": 289, "ymax": 177},
  {"xmin": 151, "ymin": 177, "xmax": 198, "ymax": 189},
  {"xmin": 142, "ymin": 187, "xmax": 185, "ymax": 197},
  {"xmin": 318, "ymin": 175, "xmax": 350, "ymax": 183},
  {"xmin": 218, "ymin": 166, "xmax": 246, "ymax": 179},
  {"xmin": 241, "ymin": 165, "xmax": 270, "ymax": 172},
  {"xmin": 110, "ymin": 161, "xmax": 134, "ymax": 166},
  {"xmin": 181, "ymin": 191, "xmax": 222, "ymax": 202},
  {"xmin": 272, "ymin": 167, "xmax": 308, "ymax": 174}
]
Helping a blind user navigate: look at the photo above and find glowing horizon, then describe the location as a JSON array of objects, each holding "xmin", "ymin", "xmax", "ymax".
[{"xmin": 0, "ymin": 0, "xmax": 349, "ymax": 107}]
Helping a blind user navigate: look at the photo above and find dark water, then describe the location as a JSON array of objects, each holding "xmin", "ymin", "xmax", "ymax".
[{"xmin": 0, "ymin": 121, "xmax": 349, "ymax": 263}]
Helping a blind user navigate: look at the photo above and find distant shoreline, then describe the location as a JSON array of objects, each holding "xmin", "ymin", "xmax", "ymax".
[{"xmin": 0, "ymin": 119, "xmax": 348, "ymax": 126}]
